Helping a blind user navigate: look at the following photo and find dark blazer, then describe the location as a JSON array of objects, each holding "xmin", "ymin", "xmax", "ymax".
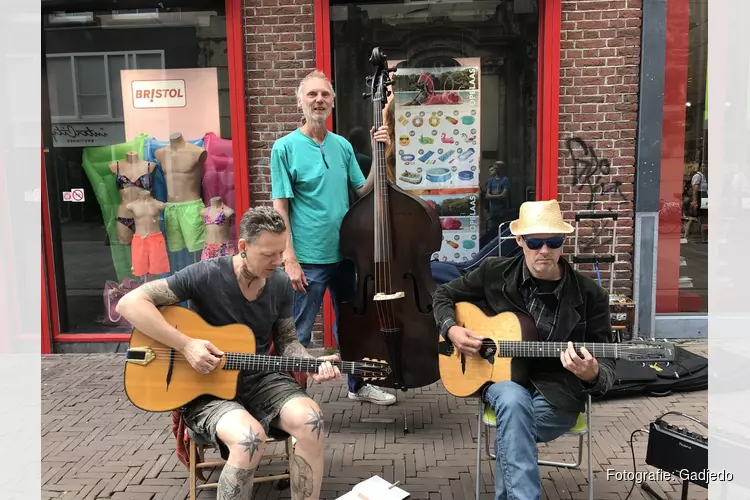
[{"xmin": 433, "ymin": 254, "xmax": 616, "ymax": 413}]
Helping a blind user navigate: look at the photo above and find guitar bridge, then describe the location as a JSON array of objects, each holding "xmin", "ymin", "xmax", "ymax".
[{"xmin": 126, "ymin": 347, "xmax": 155, "ymax": 366}]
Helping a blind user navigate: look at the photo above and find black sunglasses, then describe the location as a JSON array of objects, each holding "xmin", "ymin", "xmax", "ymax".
[{"xmin": 523, "ymin": 235, "xmax": 565, "ymax": 250}]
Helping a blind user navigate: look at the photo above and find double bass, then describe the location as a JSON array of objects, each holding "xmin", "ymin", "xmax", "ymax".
[{"xmin": 337, "ymin": 48, "xmax": 443, "ymax": 390}]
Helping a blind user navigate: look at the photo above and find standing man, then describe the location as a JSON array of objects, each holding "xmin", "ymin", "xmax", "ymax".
[
  {"xmin": 271, "ymin": 70, "xmax": 396, "ymax": 406},
  {"xmin": 484, "ymin": 160, "xmax": 511, "ymax": 238},
  {"xmin": 432, "ymin": 200, "xmax": 615, "ymax": 500}
]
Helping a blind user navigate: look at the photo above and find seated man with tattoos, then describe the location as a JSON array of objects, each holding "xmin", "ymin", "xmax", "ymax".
[{"xmin": 116, "ymin": 206, "xmax": 341, "ymax": 500}]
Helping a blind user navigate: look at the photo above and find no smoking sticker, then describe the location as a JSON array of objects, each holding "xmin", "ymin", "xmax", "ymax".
[
  {"xmin": 62, "ymin": 189, "xmax": 85, "ymax": 202},
  {"xmin": 71, "ymin": 188, "xmax": 85, "ymax": 202}
]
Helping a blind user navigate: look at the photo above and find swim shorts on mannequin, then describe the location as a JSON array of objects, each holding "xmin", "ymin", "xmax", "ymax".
[
  {"xmin": 132, "ymin": 233, "xmax": 170, "ymax": 276},
  {"xmin": 163, "ymin": 199, "xmax": 206, "ymax": 252}
]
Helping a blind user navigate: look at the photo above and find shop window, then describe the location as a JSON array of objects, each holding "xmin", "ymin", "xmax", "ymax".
[
  {"xmin": 43, "ymin": 5, "xmax": 237, "ymax": 333},
  {"xmin": 47, "ymin": 51, "xmax": 165, "ymax": 120},
  {"xmin": 656, "ymin": 0, "xmax": 708, "ymax": 313},
  {"xmin": 330, "ymin": 0, "xmax": 539, "ymax": 262}
]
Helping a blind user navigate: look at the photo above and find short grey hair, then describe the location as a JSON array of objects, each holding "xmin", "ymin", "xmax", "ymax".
[
  {"xmin": 296, "ymin": 70, "xmax": 336, "ymax": 100},
  {"xmin": 239, "ymin": 206, "xmax": 286, "ymax": 244}
]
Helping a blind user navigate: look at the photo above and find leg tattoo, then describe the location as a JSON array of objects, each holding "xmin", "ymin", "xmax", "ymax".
[
  {"xmin": 217, "ymin": 464, "xmax": 255, "ymax": 500},
  {"xmin": 305, "ymin": 406, "xmax": 324, "ymax": 440},
  {"xmin": 290, "ymin": 454, "xmax": 314, "ymax": 500},
  {"xmin": 238, "ymin": 426, "xmax": 264, "ymax": 462}
]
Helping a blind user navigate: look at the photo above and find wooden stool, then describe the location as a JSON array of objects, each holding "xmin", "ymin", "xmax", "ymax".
[{"xmin": 188, "ymin": 431, "xmax": 293, "ymax": 500}]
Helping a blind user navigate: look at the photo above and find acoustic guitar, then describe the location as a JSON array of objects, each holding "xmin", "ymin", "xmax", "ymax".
[
  {"xmin": 438, "ymin": 302, "xmax": 676, "ymax": 397},
  {"xmin": 123, "ymin": 306, "xmax": 392, "ymax": 412}
]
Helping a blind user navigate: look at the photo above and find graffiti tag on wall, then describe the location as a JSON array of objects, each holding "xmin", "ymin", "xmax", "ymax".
[{"xmin": 566, "ymin": 137, "xmax": 627, "ymax": 209}]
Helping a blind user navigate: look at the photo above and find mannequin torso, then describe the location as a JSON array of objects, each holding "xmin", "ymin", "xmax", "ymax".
[
  {"xmin": 200, "ymin": 197, "xmax": 235, "ymax": 245},
  {"xmin": 110, "ymin": 152, "xmax": 154, "ymax": 204},
  {"xmin": 126, "ymin": 191, "xmax": 166, "ymax": 236},
  {"xmin": 155, "ymin": 133, "xmax": 207, "ymax": 202},
  {"xmin": 110, "ymin": 152, "xmax": 154, "ymax": 243}
]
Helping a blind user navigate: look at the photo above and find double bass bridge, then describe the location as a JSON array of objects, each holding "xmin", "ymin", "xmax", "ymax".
[{"xmin": 373, "ymin": 291, "xmax": 405, "ymax": 301}]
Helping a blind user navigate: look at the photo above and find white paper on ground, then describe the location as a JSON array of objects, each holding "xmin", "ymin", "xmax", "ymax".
[{"xmin": 334, "ymin": 475, "xmax": 410, "ymax": 500}]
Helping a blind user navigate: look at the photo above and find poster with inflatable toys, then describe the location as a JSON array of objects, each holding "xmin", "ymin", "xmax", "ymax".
[
  {"xmin": 392, "ymin": 62, "xmax": 480, "ymax": 191},
  {"xmin": 420, "ymin": 191, "xmax": 481, "ymax": 262}
]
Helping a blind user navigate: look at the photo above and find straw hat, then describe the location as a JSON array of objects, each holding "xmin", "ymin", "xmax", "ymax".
[{"xmin": 509, "ymin": 200, "xmax": 574, "ymax": 235}]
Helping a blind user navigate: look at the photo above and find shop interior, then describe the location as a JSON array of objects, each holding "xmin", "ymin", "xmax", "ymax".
[
  {"xmin": 42, "ymin": 4, "xmax": 235, "ymax": 333},
  {"xmin": 329, "ymin": 0, "xmax": 540, "ymax": 260}
]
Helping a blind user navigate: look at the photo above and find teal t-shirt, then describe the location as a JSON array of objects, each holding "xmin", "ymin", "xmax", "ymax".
[{"xmin": 270, "ymin": 129, "xmax": 366, "ymax": 264}]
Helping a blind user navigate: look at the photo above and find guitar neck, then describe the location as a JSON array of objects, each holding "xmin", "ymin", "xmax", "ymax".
[
  {"xmin": 497, "ymin": 341, "xmax": 623, "ymax": 359},
  {"xmin": 223, "ymin": 353, "xmax": 359, "ymax": 374}
]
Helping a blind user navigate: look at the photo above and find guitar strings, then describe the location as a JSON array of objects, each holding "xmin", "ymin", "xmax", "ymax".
[{"xmin": 126, "ymin": 348, "xmax": 387, "ymax": 373}]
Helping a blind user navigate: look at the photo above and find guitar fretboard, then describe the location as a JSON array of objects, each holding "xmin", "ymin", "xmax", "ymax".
[
  {"xmin": 495, "ymin": 341, "xmax": 621, "ymax": 359},
  {"xmin": 223, "ymin": 353, "xmax": 362, "ymax": 374}
]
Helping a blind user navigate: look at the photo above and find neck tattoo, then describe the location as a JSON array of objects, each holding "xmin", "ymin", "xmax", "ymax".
[{"xmin": 240, "ymin": 265, "xmax": 258, "ymax": 288}]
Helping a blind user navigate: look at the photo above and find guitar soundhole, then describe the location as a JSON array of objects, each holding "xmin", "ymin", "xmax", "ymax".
[{"xmin": 479, "ymin": 339, "xmax": 496, "ymax": 363}]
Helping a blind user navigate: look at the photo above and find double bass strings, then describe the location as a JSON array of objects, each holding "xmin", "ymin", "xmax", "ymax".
[{"xmin": 372, "ymin": 84, "xmax": 397, "ymax": 335}]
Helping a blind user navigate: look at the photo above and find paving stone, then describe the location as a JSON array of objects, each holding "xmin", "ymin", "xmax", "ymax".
[{"xmin": 42, "ymin": 349, "xmax": 709, "ymax": 500}]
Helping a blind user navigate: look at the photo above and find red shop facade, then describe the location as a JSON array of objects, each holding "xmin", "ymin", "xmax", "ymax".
[{"xmin": 41, "ymin": 0, "xmax": 643, "ymax": 353}]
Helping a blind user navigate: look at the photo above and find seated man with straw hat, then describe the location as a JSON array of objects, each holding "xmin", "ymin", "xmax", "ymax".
[{"xmin": 432, "ymin": 200, "xmax": 615, "ymax": 500}]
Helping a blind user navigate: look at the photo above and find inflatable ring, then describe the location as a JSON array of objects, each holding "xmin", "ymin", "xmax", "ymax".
[
  {"xmin": 429, "ymin": 115, "xmax": 440, "ymax": 127},
  {"xmin": 412, "ymin": 117, "xmax": 424, "ymax": 127}
]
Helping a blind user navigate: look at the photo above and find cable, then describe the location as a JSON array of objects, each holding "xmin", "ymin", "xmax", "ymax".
[
  {"xmin": 654, "ymin": 410, "xmax": 708, "ymax": 429},
  {"xmin": 623, "ymin": 428, "xmax": 650, "ymax": 500}
]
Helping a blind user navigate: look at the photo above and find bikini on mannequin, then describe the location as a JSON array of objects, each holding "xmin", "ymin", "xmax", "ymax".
[
  {"xmin": 199, "ymin": 196, "xmax": 236, "ymax": 260},
  {"xmin": 154, "ymin": 132, "xmax": 209, "ymax": 254},
  {"xmin": 126, "ymin": 190, "xmax": 170, "ymax": 280},
  {"xmin": 109, "ymin": 151, "xmax": 154, "ymax": 245}
]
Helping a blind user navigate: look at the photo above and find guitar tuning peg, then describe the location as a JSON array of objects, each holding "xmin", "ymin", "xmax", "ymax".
[{"xmin": 362, "ymin": 93, "xmax": 372, "ymax": 99}]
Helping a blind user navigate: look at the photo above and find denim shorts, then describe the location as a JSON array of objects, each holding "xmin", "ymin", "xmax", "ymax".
[{"xmin": 181, "ymin": 371, "xmax": 308, "ymax": 460}]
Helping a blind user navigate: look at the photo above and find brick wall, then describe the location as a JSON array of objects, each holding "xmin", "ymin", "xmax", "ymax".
[
  {"xmin": 242, "ymin": 0, "xmax": 642, "ymax": 332},
  {"xmin": 557, "ymin": 0, "xmax": 641, "ymax": 297},
  {"xmin": 243, "ymin": 0, "xmax": 326, "ymax": 345}
]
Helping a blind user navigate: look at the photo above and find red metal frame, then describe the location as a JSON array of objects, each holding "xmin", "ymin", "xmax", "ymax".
[
  {"xmin": 42, "ymin": 150, "xmax": 52, "ymax": 354},
  {"xmin": 655, "ymin": 0, "xmax": 689, "ymax": 312},
  {"xmin": 536, "ymin": 0, "xmax": 561, "ymax": 201},
  {"xmin": 41, "ymin": 149, "xmax": 61, "ymax": 346},
  {"xmin": 315, "ymin": 0, "xmax": 561, "ymax": 347},
  {"xmin": 42, "ymin": 0, "xmax": 250, "ymax": 345}
]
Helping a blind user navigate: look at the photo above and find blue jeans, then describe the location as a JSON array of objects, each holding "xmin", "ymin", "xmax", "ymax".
[
  {"xmin": 484, "ymin": 381, "xmax": 580, "ymax": 500},
  {"xmin": 293, "ymin": 262, "xmax": 363, "ymax": 393}
]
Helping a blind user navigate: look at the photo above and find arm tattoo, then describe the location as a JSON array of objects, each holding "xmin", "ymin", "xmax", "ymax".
[
  {"xmin": 238, "ymin": 426, "xmax": 264, "ymax": 462},
  {"xmin": 290, "ymin": 454, "xmax": 314, "ymax": 500},
  {"xmin": 274, "ymin": 317, "xmax": 313, "ymax": 359},
  {"xmin": 139, "ymin": 279, "xmax": 180, "ymax": 307},
  {"xmin": 217, "ymin": 464, "xmax": 255, "ymax": 500},
  {"xmin": 305, "ymin": 406, "xmax": 324, "ymax": 440}
]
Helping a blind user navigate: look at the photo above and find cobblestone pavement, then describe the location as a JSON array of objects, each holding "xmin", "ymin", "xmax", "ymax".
[{"xmin": 42, "ymin": 345, "xmax": 708, "ymax": 500}]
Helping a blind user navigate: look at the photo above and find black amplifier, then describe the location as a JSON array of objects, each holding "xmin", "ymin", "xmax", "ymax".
[{"xmin": 645, "ymin": 412, "xmax": 708, "ymax": 488}]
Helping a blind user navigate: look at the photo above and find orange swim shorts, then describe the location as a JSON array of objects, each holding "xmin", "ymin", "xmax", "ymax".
[{"xmin": 132, "ymin": 232, "xmax": 170, "ymax": 277}]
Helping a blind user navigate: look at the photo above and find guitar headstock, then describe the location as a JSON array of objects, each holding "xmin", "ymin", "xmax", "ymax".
[
  {"xmin": 618, "ymin": 341, "xmax": 676, "ymax": 363},
  {"xmin": 355, "ymin": 358, "xmax": 392, "ymax": 381}
]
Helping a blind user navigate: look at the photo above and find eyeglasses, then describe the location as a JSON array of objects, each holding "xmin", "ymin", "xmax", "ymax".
[
  {"xmin": 523, "ymin": 235, "xmax": 565, "ymax": 250},
  {"xmin": 319, "ymin": 145, "xmax": 330, "ymax": 169}
]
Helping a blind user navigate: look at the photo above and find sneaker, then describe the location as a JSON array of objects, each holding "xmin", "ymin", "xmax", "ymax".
[{"xmin": 348, "ymin": 384, "xmax": 396, "ymax": 406}]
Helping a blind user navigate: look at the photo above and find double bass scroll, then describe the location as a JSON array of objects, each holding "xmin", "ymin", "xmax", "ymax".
[{"xmin": 337, "ymin": 48, "xmax": 443, "ymax": 391}]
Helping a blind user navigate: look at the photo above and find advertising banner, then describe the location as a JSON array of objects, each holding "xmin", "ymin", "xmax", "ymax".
[
  {"xmin": 121, "ymin": 68, "xmax": 220, "ymax": 140},
  {"xmin": 393, "ymin": 64, "xmax": 480, "ymax": 190},
  {"xmin": 392, "ymin": 59, "xmax": 482, "ymax": 262}
]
